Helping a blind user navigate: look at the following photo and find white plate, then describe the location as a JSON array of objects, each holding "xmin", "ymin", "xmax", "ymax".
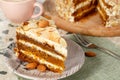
[{"xmin": 5, "ymin": 37, "xmax": 85, "ymax": 80}]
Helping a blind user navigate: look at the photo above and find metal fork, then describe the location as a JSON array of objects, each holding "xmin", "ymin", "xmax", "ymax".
[{"xmin": 73, "ymin": 34, "xmax": 120, "ymax": 60}]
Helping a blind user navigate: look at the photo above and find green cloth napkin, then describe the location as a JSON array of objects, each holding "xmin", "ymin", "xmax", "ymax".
[{"xmin": 18, "ymin": 35, "xmax": 120, "ymax": 80}]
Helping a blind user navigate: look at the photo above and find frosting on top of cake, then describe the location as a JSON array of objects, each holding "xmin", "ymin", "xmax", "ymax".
[{"xmin": 17, "ymin": 17, "xmax": 67, "ymax": 47}]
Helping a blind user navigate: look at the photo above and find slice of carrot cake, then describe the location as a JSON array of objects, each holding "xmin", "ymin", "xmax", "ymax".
[{"xmin": 15, "ymin": 17, "xmax": 67, "ymax": 73}]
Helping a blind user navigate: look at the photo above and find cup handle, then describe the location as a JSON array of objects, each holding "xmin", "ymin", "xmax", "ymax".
[{"xmin": 31, "ymin": 2, "xmax": 43, "ymax": 18}]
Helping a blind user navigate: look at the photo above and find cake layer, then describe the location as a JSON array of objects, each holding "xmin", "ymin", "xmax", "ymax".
[
  {"xmin": 15, "ymin": 49, "xmax": 64, "ymax": 73},
  {"xmin": 74, "ymin": 0, "xmax": 97, "ymax": 11},
  {"xmin": 74, "ymin": 5, "xmax": 96, "ymax": 21},
  {"xmin": 15, "ymin": 49, "xmax": 38, "ymax": 63},
  {"xmin": 17, "ymin": 45, "xmax": 64, "ymax": 67},
  {"xmin": 73, "ymin": 0, "xmax": 97, "ymax": 21},
  {"xmin": 16, "ymin": 33, "xmax": 65, "ymax": 61},
  {"xmin": 73, "ymin": 1, "xmax": 95, "ymax": 16}
]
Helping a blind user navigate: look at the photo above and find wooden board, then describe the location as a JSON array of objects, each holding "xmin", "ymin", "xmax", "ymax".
[{"xmin": 43, "ymin": 0, "xmax": 120, "ymax": 37}]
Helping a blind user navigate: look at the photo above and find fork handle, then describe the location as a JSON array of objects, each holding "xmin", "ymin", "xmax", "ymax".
[{"xmin": 96, "ymin": 46, "xmax": 120, "ymax": 60}]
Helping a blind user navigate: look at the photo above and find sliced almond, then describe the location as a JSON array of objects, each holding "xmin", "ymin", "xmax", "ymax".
[{"xmin": 38, "ymin": 19, "xmax": 49, "ymax": 28}]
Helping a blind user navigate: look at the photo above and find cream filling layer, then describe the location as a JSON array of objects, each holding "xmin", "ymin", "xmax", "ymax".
[
  {"xmin": 69, "ymin": 0, "xmax": 94, "ymax": 13},
  {"xmin": 69, "ymin": 5, "xmax": 95, "ymax": 22},
  {"xmin": 69, "ymin": 6, "xmax": 95, "ymax": 22},
  {"xmin": 74, "ymin": 0, "xmax": 94, "ymax": 11},
  {"xmin": 16, "ymin": 30, "xmax": 67, "ymax": 58},
  {"xmin": 18, "ymin": 40, "xmax": 65, "ymax": 61},
  {"xmin": 18, "ymin": 50, "xmax": 63, "ymax": 71},
  {"xmin": 75, "ymin": 6, "xmax": 95, "ymax": 18}
]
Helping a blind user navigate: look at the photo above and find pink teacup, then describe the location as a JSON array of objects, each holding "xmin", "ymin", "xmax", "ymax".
[{"xmin": 0, "ymin": 0, "xmax": 44, "ymax": 23}]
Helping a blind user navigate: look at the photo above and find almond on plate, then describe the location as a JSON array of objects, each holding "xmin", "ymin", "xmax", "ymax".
[
  {"xmin": 25, "ymin": 62, "xmax": 38, "ymax": 70},
  {"xmin": 85, "ymin": 51, "xmax": 96, "ymax": 57},
  {"xmin": 37, "ymin": 64, "xmax": 47, "ymax": 72}
]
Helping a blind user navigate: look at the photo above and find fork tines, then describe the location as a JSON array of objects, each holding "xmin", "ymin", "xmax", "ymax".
[{"xmin": 73, "ymin": 34, "xmax": 86, "ymax": 46}]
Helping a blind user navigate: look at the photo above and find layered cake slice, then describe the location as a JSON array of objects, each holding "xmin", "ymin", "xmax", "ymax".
[
  {"xmin": 15, "ymin": 17, "xmax": 67, "ymax": 73},
  {"xmin": 55, "ymin": 0, "xmax": 97, "ymax": 22},
  {"xmin": 97, "ymin": 0, "xmax": 120, "ymax": 27}
]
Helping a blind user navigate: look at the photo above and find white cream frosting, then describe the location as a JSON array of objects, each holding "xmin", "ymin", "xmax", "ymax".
[{"xmin": 73, "ymin": 0, "xmax": 94, "ymax": 11}]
